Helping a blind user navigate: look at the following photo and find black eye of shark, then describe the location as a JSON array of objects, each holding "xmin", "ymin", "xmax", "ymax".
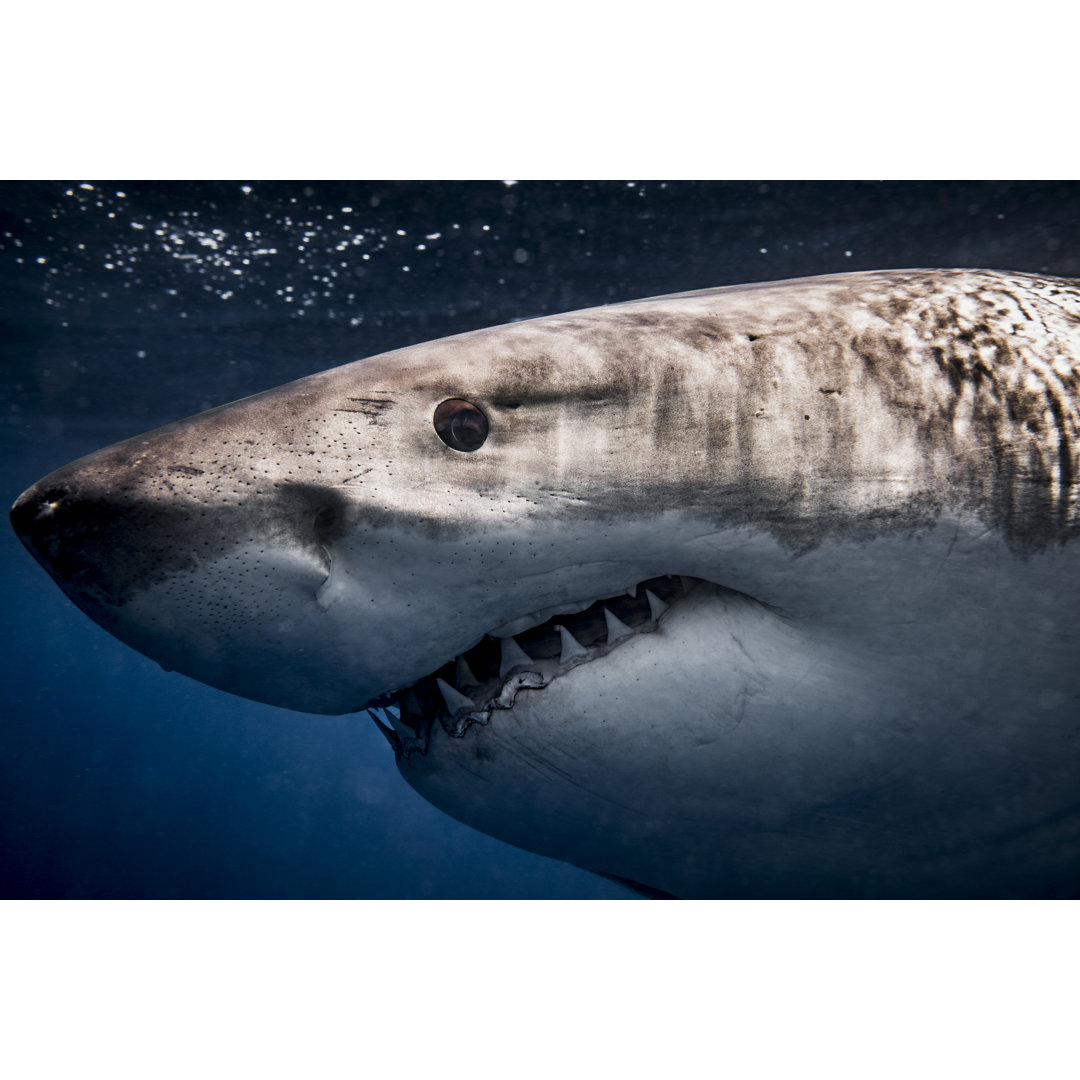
[{"xmin": 433, "ymin": 399, "xmax": 488, "ymax": 452}]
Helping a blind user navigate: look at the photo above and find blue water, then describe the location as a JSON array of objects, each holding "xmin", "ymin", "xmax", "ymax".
[{"xmin": 2, "ymin": 180, "xmax": 1078, "ymax": 898}]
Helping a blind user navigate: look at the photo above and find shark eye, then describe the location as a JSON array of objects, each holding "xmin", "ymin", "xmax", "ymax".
[{"xmin": 433, "ymin": 399, "xmax": 488, "ymax": 452}]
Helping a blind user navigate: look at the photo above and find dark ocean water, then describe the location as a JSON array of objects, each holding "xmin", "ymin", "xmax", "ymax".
[{"xmin": 2, "ymin": 180, "xmax": 1078, "ymax": 899}]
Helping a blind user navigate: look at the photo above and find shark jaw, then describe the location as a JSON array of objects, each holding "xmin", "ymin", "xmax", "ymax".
[{"xmin": 364, "ymin": 573, "xmax": 716, "ymax": 756}]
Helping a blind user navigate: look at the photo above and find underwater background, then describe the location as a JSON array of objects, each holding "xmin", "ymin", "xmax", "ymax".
[{"xmin": 2, "ymin": 179, "xmax": 1079, "ymax": 899}]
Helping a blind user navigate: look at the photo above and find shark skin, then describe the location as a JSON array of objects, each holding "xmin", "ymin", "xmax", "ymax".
[{"xmin": 11, "ymin": 269, "xmax": 1080, "ymax": 898}]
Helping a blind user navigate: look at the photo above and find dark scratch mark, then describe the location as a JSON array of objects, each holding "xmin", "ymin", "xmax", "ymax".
[{"xmin": 335, "ymin": 398, "xmax": 395, "ymax": 424}]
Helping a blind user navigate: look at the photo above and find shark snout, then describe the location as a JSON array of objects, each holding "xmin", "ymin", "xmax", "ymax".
[
  {"xmin": 11, "ymin": 471, "xmax": 144, "ymax": 614},
  {"xmin": 10, "ymin": 480, "xmax": 69, "ymax": 551},
  {"xmin": 13, "ymin": 477, "xmax": 88, "ymax": 580}
]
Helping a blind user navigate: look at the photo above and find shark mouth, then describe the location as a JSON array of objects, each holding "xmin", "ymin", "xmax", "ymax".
[{"xmin": 365, "ymin": 574, "xmax": 702, "ymax": 757}]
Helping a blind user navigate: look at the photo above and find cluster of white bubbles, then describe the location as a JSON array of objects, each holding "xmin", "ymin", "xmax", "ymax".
[{"xmin": 0, "ymin": 183, "xmax": 521, "ymax": 326}]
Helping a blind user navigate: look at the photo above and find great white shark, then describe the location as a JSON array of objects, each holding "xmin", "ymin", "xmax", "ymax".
[{"xmin": 11, "ymin": 269, "xmax": 1080, "ymax": 898}]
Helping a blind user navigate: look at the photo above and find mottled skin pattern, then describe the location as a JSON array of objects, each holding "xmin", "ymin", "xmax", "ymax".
[{"xmin": 11, "ymin": 270, "xmax": 1080, "ymax": 897}]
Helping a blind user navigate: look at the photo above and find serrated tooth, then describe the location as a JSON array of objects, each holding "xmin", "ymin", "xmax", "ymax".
[
  {"xmin": 603, "ymin": 607, "xmax": 634, "ymax": 643},
  {"xmin": 385, "ymin": 704, "xmax": 418, "ymax": 737},
  {"xmin": 645, "ymin": 588, "xmax": 669, "ymax": 621},
  {"xmin": 456, "ymin": 655, "xmax": 479, "ymax": 688},
  {"xmin": 626, "ymin": 584, "xmax": 638, "ymax": 598},
  {"xmin": 367, "ymin": 709, "xmax": 402, "ymax": 753},
  {"xmin": 437, "ymin": 677, "xmax": 475, "ymax": 715},
  {"xmin": 556, "ymin": 624, "xmax": 588, "ymax": 664},
  {"xmin": 679, "ymin": 575, "xmax": 695, "ymax": 595},
  {"xmin": 499, "ymin": 636, "xmax": 534, "ymax": 678}
]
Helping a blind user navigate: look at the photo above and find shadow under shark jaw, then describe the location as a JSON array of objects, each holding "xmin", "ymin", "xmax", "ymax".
[{"xmin": 366, "ymin": 574, "xmax": 726, "ymax": 756}]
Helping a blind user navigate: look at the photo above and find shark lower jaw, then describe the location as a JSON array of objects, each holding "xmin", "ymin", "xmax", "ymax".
[{"xmin": 364, "ymin": 574, "xmax": 708, "ymax": 757}]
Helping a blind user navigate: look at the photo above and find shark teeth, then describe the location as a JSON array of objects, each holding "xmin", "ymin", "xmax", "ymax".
[
  {"xmin": 645, "ymin": 589, "xmax": 669, "ymax": 621},
  {"xmin": 456, "ymin": 655, "xmax": 479, "ymax": 688},
  {"xmin": 437, "ymin": 677, "xmax": 475, "ymax": 715},
  {"xmin": 499, "ymin": 635, "xmax": 534, "ymax": 678},
  {"xmin": 367, "ymin": 704, "xmax": 430, "ymax": 756},
  {"xmin": 603, "ymin": 607, "xmax": 634, "ymax": 643},
  {"xmin": 367, "ymin": 709, "xmax": 401, "ymax": 752},
  {"xmin": 374, "ymin": 574, "xmax": 702, "ymax": 756},
  {"xmin": 556, "ymin": 624, "xmax": 589, "ymax": 664}
]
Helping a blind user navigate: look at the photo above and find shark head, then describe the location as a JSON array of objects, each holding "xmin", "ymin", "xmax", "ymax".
[
  {"xmin": 12, "ymin": 270, "xmax": 1080, "ymax": 897},
  {"xmin": 12, "ymin": 293, "xmax": 780, "ymax": 716}
]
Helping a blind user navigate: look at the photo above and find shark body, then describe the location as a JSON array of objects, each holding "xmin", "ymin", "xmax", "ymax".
[{"xmin": 12, "ymin": 270, "xmax": 1080, "ymax": 897}]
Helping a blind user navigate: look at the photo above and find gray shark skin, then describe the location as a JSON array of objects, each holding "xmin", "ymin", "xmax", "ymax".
[{"xmin": 11, "ymin": 269, "xmax": 1080, "ymax": 899}]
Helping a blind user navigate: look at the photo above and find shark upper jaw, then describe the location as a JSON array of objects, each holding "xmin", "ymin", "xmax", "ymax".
[
  {"xmin": 364, "ymin": 572, "xmax": 710, "ymax": 757},
  {"xmin": 12, "ymin": 453, "xmax": 717, "ymax": 718}
]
